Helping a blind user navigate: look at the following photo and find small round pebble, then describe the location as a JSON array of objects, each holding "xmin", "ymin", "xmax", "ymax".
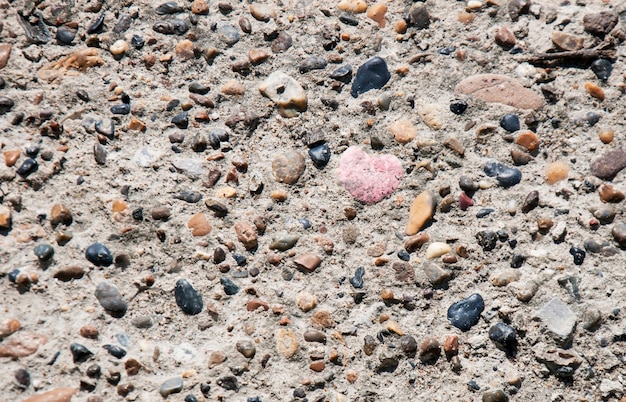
[
  {"xmin": 500, "ymin": 114, "xmax": 520, "ymax": 132},
  {"xmin": 34, "ymin": 243, "xmax": 54, "ymax": 261},
  {"xmin": 450, "ymin": 99, "xmax": 468, "ymax": 115},
  {"xmin": 70, "ymin": 343, "xmax": 94, "ymax": 363}
]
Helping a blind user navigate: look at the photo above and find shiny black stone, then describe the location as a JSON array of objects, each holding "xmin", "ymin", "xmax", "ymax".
[
  {"xmin": 175, "ymin": 279, "xmax": 203, "ymax": 315},
  {"xmin": 351, "ymin": 57, "xmax": 390, "ymax": 98},
  {"xmin": 25, "ymin": 145, "xmax": 39, "ymax": 157},
  {"xmin": 476, "ymin": 208, "xmax": 494, "ymax": 218},
  {"xmin": 221, "ymin": 277, "xmax": 239, "ymax": 295},
  {"xmin": 132, "ymin": 208, "xmax": 143, "ymax": 221},
  {"xmin": 586, "ymin": 111, "xmax": 601, "ymax": 126},
  {"xmin": 131, "ymin": 35, "xmax": 145, "ymax": 49},
  {"xmin": 569, "ymin": 247, "xmax": 586, "ymax": 265},
  {"xmin": 111, "ymin": 104, "xmax": 130, "ymax": 115},
  {"xmin": 85, "ymin": 242, "xmax": 113, "ymax": 267},
  {"xmin": 350, "ymin": 266, "xmax": 365, "ymax": 289},
  {"xmin": 447, "ymin": 293, "xmax": 484, "ymax": 331},
  {"xmin": 70, "ymin": 343, "xmax": 94, "ymax": 363},
  {"xmin": 56, "ymin": 27, "xmax": 75, "ymax": 45},
  {"xmin": 298, "ymin": 218, "xmax": 312, "ymax": 229},
  {"xmin": 500, "ymin": 114, "xmax": 520, "ymax": 132},
  {"xmin": 308, "ymin": 143, "xmax": 331, "ymax": 168},
  {"xmin": 189, "ymin": 81, "xmax": 210, "ymax": 94},
  {"xmin": 330, "ymin": 64, "xmax": 352, "ymax": 83},
  {"xmin": 156, "ymin": 1, "xmax": 183, "ymax": 14},
  {"xmin": 76, "ymin": 90, "xmax": 90, "ymax": 102},
  {"xmin": 103, "ymin": 344, "xmax": 127, "ymax": 359},
  {"xmin": 483, "ymin": 160, "xmax": 521, "ymax": 187},
  {"xmin": 450, "ymin": 99, "xmax": 467, "ymax": 115},
  {"xmin": 397, "ymin": 250, "xmax": 410, "ymax": 261},
  {"xmin": 339, "ymin": 14, "xmax": 359, "ymax": 26},
  {"xmin": 172, "ymin": 112, "xmax": 188, "ymax": 128},
  {"xmin": 87, "ymin": 13, "xmax": 105, "ymax": 34},
  {"xmin": 14, "ymin": 368, "xmax": 30, "ymax": 389},
  {"xmin": 185, "ymin": 396, "xmax": 199, "ymax": 402},
  {"xmin": 488, "ymin": 322, "xmax": 517, "ymax": 354},
  {"xmin": 16, "ymin": 158, "xmax": 38, "ymax": 177},
  {"xmin": 591, "ymin": 59, "xmax": 612, "ymax": 82},
  {"xmin": 476, "ymin": 231, "xmax": 497, "ymax": 251},
  {"xmin": 175, "ymin": 190, "xmax": 202, "ymax": 203}
]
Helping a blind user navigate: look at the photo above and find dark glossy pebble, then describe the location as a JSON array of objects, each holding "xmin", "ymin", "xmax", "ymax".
[
  {"xmin": 468, "ymin": 380, "xmax": 480, "ymax": 391},
  {"xmin": 509, "ymin": 46, "xmax": 523, "ymax": 54},
  {"xmin": 76, "ymin": 90, "xmax": 90, "ymax": 102},
  {"xmin": 221, "ymin": 277, "xmax": 239, "ymax": 295},
  {"xmin": 350, "ymin": 266, "xmax": 365, "ymax": 289},
  {"xmin": 18, "ymin": 11, "xmax": 51, "ymax": 44},
  {"xmin": 17, "ymin": 158, "xmax": 38, "ymax": 177},
  {"xmin": 308, "ymin": 143, "xmax": 331, "ymax": 168},
  {"xmin": 172, "ymin": 112, "xmax": 188, "ymax": 128},
  {"xmin": 103, "ymin": 344, "xmax": 127, "ymax": 359},
  {"xmin": 397, "ymin": 250, "xmax": 410, "ymax": 261},
  {"xmin": 175, "ymin": 279, "xmax": 203, "ymax": 315},
  {"xmin": 85, "ymin": 242, "xmax": 113, "ymax": 267},
  {"xmin": 299, "ymin": 56, "xmax": 327, "ymax": 74},
  {"xmin": 0, "ymin": 96, "xmax": 14, "ymax": 114},
  {"xmin": 447, "ymin": 293, "xmax": 485, "ymax": 331},
  {"xmin": 172, "ymin": 145, "xmax": 181, "ymax": 153},
  {"xmin": 113, "ymin": 14, "xmax": 132, "ymax": 33},
  {"xmin": 488, "ymin": 322, "xmax": 517, "ymax": 354},
  {"xmin": 153, "ymin": 19, "xmax": 189, "ymax": 35},
  {"xmin": 189, "ymin": 81, "xmax": 210, "ymax": 95},
  {"xmin": 70, "ymin": 343, "xmax": 94, "ymax": 363},
  {"xmin": 476, "ymin": 208, "xmax": 494, "ymax": 218},
  {"xmin": 569, "ymin": 247, "xmax": 586, "ymax": 265},
  {"xmin": 232, "ymin": 253, "xmax": 247, "ymax": 266},
  {"xmin": 500, "ymin": 114, "xmax": 520, "ymax": 132},
  {"xmin": 156, "ymin": 1, "xmax": 182, "ymax": 14},
  {"xmin": 330, "ymin": 64, "xmax": 353, "ymax": 83},
  {"xmin": 521, "ymin": 190, "xmax": 539, "ymax": 213},
  {"xmin": 131, "ymin": 35, "xmax": 145, "ymax": 49},
  {"xmin": 508, "ymin": 239, "xmax": 517, "ymax": 249},
  {"xmin": 86, "ymin": 364, "xmax": 101, "ymax": 378},
  {"xmin": 497, "ymin": 229, "xmax": 509, "ymax": 242},
  {"xmin": 14, "ymin": 368, "xmax": 30, "ymax": 389},
  {"xmin": 111, "ymin": 104, "xmax": 130, "ymax": 115},
  {"xmin": 586, "ymin": 111, "xmax": 601, "ymax": 126},
  {"xmin": 298, "ymin": 218, "xmax": 312, "ymax": 229},
  {"xmin": 510, "ymin": 254, "xmax": 525, "ymax": 268},
  {"xmin": 9, "ymin": 269, "xmax": 20, "ymax": 283},
  {"xmin": 121, "ymin": 93, "xmax": 130, "ymax": 104},
  {"xmin": 477, "ymin": 230, "xmax": 497, "ymax": 251},
  {"xmin": 166, "ymin": 99, "xmax": 180, "ymax": 111},
  {"xmin": 34, "ymin": 243, "xmax": 54, "ymax": 260},
  {"xmin": 26, "ymin": 145, "xmax": 39, "ymax": 157},
  {"xmin": 56, "ymin": 27, "xmax": 75, "ymax": 45},
  {"xmin": 132, "ymin": 208, "xmax": 143, "ymax": 221},
  {"xmin": 483, "ymin": 160, "xmax": 521, "ymax": 187},
  {"xmin": 175, "ymin": 190, "xmax": 202, "ymax": 203},
  {"xmin": 591, "ymin": 59, "xmax": 612, "ymax": 82},
  {"xmin": 450, "ymin": 99, "xmax": 468, "ymax": 115},
  {"xmin": 351, "ymin": 57, "xmax": 390, "ymax": 98},
  {"xmin": 185, "ymin": 396, "xmax": 199, "ymax": 402},
  {"xmin": 339, "ymin": 13, "xmax": 359, "ymax": 25},
  {"xmin": 87, "ymin": 13, "xmax": 105, "ymax": 34},
  {"xmin": 459, "ymin": 176, "xmax": 478, "ymax": 192},
  {"xmin": 0, "ymin": 77, "xmax": 5, "ymax": 89},
  {"xmin": 95, "ymin": 118, "xmax": 115, "ymax": 138}
]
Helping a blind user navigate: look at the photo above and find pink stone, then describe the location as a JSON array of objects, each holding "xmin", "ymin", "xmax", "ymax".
[
  {"xmin": 338, "ymin": 146, "xmax": 403, "ymax": 205},
  {"xmin": 459, "ymin": 192, "xmax": 474, "ymax": 210}
]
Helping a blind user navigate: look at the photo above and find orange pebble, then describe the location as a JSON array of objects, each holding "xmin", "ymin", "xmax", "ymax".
[
  {"xmin": 545, "ymin": 161, "xmax": 569, "ymax": 185},
  {"xmin": 367, "ymin": 3, "xmax": 387, "ymax": 28},
  {"xmin": 585, "ymin": 82, "xmax": 605, "ymax": 100},
  {"xmin": 515, "ymin": 131, "xmax": 540, "ymax": 152},
  {"xmin": 112, "ymin": 199, "xmax": 128, "ymax": 212},
  {"xmin": 599, "ymin": 129, "xmax": 614, "ymax": 144},
  {"xmin": 394, "ymin": 20, "xmax": 407, "ymax": 34}
]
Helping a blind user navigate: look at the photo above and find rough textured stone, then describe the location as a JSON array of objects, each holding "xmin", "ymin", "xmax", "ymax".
[
  {"xmin": 583, "ymin": 12, "xmax": 618, "ymax": 37},
  {"xmin": 234, "ymin": 221, "xmax": 258, "ymax": 250},
  {"xmin": 175, "ymin": 279, "xmax": 203, "ymax": 315},
  {"xmin": 455, "ymin": 74, "xmax": 544, "ymax": 110},
  {"xmin": 272, "ymin": 151, "xmax": 305, "ymax": 184},
  {"xmin": 259, "ymin": 72, "xmax": 307, "ymax": 117},
  {"xmin": 0, "ymin": 333, "xmax": 47, "ymax": 358},
  {"xmin": 293, "ymin": 253, "xmax": 322, "ymax": 273},
  {"xmin": 276, "ymin": 328, "xmax": 298, "ymax": 358},
  {"xmin": 534, "ymin": 298, "xmax": 576, "ymax": 340},
  {"xmin": 590, "ymin": 148, "xmax": 626, "ymax": 180},
  {"xmin": 388, "ymin": 120, "xmax": 417, "ymax": 144},
  {"xmin": 187, "ymin": 213, "xmax": 211, "ymax": 236}
]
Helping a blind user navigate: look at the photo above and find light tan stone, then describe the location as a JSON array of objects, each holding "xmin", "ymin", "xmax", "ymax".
[
  {"xmin": 405, "ymin": 190, "xmax": 435, "ymax": 235},
  {"xmin": 276, "ymin": 328, "xmax": 299, "ymax": 358},
  {"xmin": 388, "ymin": 120, "xmax": 417, "ymax": 144},
  {"xmin": 545, "ymin": 161, "xmax": 569, "ymax": 184},
  {"xmin": 455, "ymin": 74, "xmax": 544, "ymax": 110}
]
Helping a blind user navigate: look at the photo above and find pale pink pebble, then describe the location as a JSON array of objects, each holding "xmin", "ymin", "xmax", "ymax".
[{"xmin": 338, "ymin": 146, "xmax": 403, "ymax": 205}]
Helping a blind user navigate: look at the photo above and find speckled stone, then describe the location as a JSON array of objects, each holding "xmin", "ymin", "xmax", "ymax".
[
  {"xmin": 455, "ymin": 74, "xmax": 543, "ymax": 110},
  {"xmin": 272, "ymin": 151, "xmax": 305, "ymax": 184},
  {"xmin": 590, "ymin": 148, "xmax": 626, "ymax": 180}
]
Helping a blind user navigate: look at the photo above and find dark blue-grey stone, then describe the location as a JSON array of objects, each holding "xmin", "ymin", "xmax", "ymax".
[
  {"xmin": 185, "ymin": 395, "xmax": 199, "ymax": 402},
  {"xmin": 397, "ymin": 250, "xmax": 410, "ymax": 261},
  {"xmin": 488, "ymin": 322, "xmax": 517, "ymax": 354},
  {"xmin": 350, "ymin": 266, "xmax": 365, "ymax": 289},
  {"xmin": 232, "ymin": 253, "xmax": 247, "ymax": 266},
  {"xmin": 95, "ymin": 281, "xmax": 128, "ymax": 316},
  {"xmin": 476, "ymin": 208, "xmax": 494, "ymax": 218},
  {"xmin": 450, "ymin": 99, "xmax": 468, "ymax": 115},
  {"xmin": 156, "ymin": 1, "xmax": 183, "ymax": 14},
  {"xmin": 16, "ymin": 158, "xmax": 38, "ymax": 177},
  {"xmin": 308, "ymin": 143, "xmax": 331, "ymax": 168},
  {"xmin": 9, "ymin": 269, "xmax": 20, "ymax": 283},
  {"xmin": 86, "ymin": 242, "xmax": 113, "ymax": 266},
  {"xmin": 500, "ymin": 114, "xmax": 520, "ymax": 132},
  {"xmin": 26, "ymin": 146, "xmax": 39, "ymax": 157},
  {"xmin": 175, "ymin": 190, "xmax": 202, "ymax": 203},
  {"xmin": 351, "ymin": 57, "xmax": 390, "ymax": 98},
  {"xmin": 34, "ymin": 243, "xmax": 54, "ymax": 260},
  {"xmin": 113, "ymin": 14, "xmax": 132, "ymax": 33},
  {"xmin": 221, "ymin": 277, "xmax": 239, "ymax": 295},
  {"xmin": 483, "ymin": 160, "xmax": 521, "ymax": 187},
  {"xmin": 339, "ymin": 14, "xmax": 359, "ymax": 26},
  {"xmin": 172, "ymin": 112, "xmax": 188, "ymax": 128},
  {"xmin": 111, "ymin": 104, "xmax": 130, "ymax": 115},
  {"xmin": 87, "ymin": 13, "xmax": 105, "ymax": 34},
  {"xmin": 160, "ymin": 377, "xmax": 184, "ymax": 398},
  {"xmin": 218, "ymin": 25, "xmax": 240, "ymax": 46},
  {"xmin": 330, "ymin": 64, "xmax": 353, "ymax": 83},
  {"xmin": 131, "ymin": 35, "xmax": 145, "ymax": 48},
  {"xmin": 591, "ymin": 59, "xmax": 612, "ymax": 82},
  {"xmin": 18, "ymin": 11, "xmax": 50, "ymax": 44},
  {"xmin": 298, "ymin": 218, "xmax": 312, "ymax": 229},
  {"xmin": 299, "ymin": 56, "xmax": 327, "ymax": 74},
  {"xmin": 569, "ymin": 247, "xmax": 585, "ymax": 265},
  {"xmin": 447, "ymin": 293, "xmax": 484, "ymax": 331},
  {"xmin": 175, "ymin": 279, "xmax": 203, "ymax": 315},
  {"xmin": 189, "ymin": 81, "xmax": 210, "ymax": 95},
  {"xmin": 70, "ymin": 343, "xmax": 93, "ymax": 363},
  {"xmin": 586, "ymin": 111, "xmax": 601, "ymax": 126},
  {"xmin": 103, "ymin": 344, "xmax": 127, "ymax": 359},
  {"xmin": 476, "ymin": 230, "xmax": 497, "ymax": 251},
  {"xmin": 56, "ymin": 27, "xmax": 75, "ymax": 45}
]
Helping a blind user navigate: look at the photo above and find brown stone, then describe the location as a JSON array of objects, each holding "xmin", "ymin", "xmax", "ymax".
[
  {"xmin": 381, "ymin": 288, "xmax": 394, "ymax": 301},
  {"xmin": 309, "ymin": 361, "xmax": 325, "ymax": 372},
  {"xmin": 584, "ymin": 82, "xmax": 605, "ymax": 101},
  {"xmin": 151, "ymin": 206, "xmax": 171, "ymax": 221},
  {"xmin": 495, "ymin": 26, "xmax": 516, "ymax": 49},
  {"xmin": 303, "ymin": 330, "xmax": 326, "ymax": 343},
  {"xmin": 208, "ymin": 351, "xmax": 226, "ymax": 368},
  {"xmin": 4, "ymin": 149, "xmax": 20, "ymax": 167},
  {"xmin": 419, "ymin": 337, "xmax": 440, "ymax": 362},
  {"xmin": 22, "ymin": 388, "xmax": 77, "ymax": 402},
  {"xmin": 455, "ymin": 74, "xmax": 544, "ymax": 110},
  {"xmin": 394, "ymin": 20, "xmax": 407, "ymax": 34},
  {"xmin": 248, "ymin": 49, "xmax": 269, "ymax": 65},
  {"xmin": 188, "ymin": 93, "xmax": 215, "ymax": 108},
  {"xmin": 404, "ymin": 233, "xmax": 430, "ymax": 252},
  {"xmin": 443, "ymin": 334, "xmax": 458, "ymax": 356},
  {"xmin": 0, "ymin": 205, "xmax": 11, "ymax": 229},
  {"xmin": 293, "ymin": 253, "xmax": 322, "ymax": 273},
  {"xmin": 545, "ymin": 161, "xmax": 569, "ymax": 184},
  {"xmin": 249, "ymin": 3, "xmax": 276, "ymax": 21},
  {"xmin": 50, "ymin": 203, "xmax": 72, "ymax": 226},
  {"xmin": 234, "ymin": 221, "xmax": 258, "ymax": 250},
  {"xmin": 590, "ymin": 148, "xmax": 626, "ymax": 180},
  {"xmin": 0, "ymin": 332, "xmax": 47, "ymax": 358},
  {"xmin": 406, "ymin": 190, "xmax": 435, "ymax": 235},
  {"xmin": 272, "ymin": 151, "xmax": 305, "ymax": 184},
  {"xmin": 515, "ymin": 131, "xmax": 540, "ymax": 152},
  {"xmin": 392, "ymin": 261, "xmax": 415, "ymax": 282},
  {"xmin": 246, "ymin": 299, "xmax": 269, "ymax": 311},
  {"xmin": 583, "ymin": 12, "xmax": 618, "ymax": 37},
  {"xmin": 388, "ymin": 120, "xmax": 417, "ymax": 144},
  {"xmin": 54, "ymin": 266, "xmax": 85, "ymax": 281},
  {"xmin": 551, "ymin": 31, "xmax": 585, "ymax": 51},
  {"xmin": 491, "ymin": 269, "xmax": 521, "ymax": 287},
  {"xmin": 0, "ymin": 319, "xmax": 21, "ymax": 339},
  {"xmin": 111, "ymin": 199, "xmax": 127, "ymax": 212},
  {"xmin": 187, "ymin": 213, "xmax": 211, "ymax": 236},
  {"xmin": 599, "ymin": 185, "xmax": 625, "ymax": 203},
  {"xmin": 0, "ymin": 44, "xmax": 12, "ymax": 69},
  {"xmin": 191, "ymin": 0, "xmax": 209, "ymax": 15},
  {"xmin": 599, "ymin": 129, "xmax": 614, "ymax": 144},
  {"xmin": 311, "ymin": 310, "xmax": 334, "ymax": 329},
  {"xmin": 79, "ymin": 325, "xmax": 99, "ymax": 339},
  {"xmin": 511, "ymin": 149, "xmax": 533, "ymax": 165},
  {"xmin": 175, "ymin": 40, "xmax": 194, "ymax": 61},
  {"xmin": 221, "ymin": 80, "xmax": 245, "ymax": 96},
  {"xmin": 367, "ymin": 3, "xmax": 387, "ymax": 28},
  {"xmin": 125, "ymin": 358, "xmax": 141, "ymax": 375},
  {"xmin": 346, "ymin": 369, "xmax": 358, "ymax": 383}
]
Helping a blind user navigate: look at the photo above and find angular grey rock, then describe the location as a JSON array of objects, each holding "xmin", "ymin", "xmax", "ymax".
[{"xmin": 534, "ymin": 297, "xmax": 576, "ymax": 340}]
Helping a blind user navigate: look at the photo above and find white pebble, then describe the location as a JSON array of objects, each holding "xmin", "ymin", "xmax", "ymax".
[
  {"xmin": 507, "ymin": 199, "xmax": 517, "ymax": 215},
  {"xmin": 425, "ymin": 242, "xmax": 452, "ymax": 259},
  {"xmin": 466, "ymin": 0, "xmax": 483, "ymax": 9}
]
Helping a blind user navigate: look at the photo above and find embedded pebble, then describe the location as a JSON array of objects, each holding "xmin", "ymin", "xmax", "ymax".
[
  {"xmin": 272, "ymin": 151, "xmax": 305, "ymax": 184},
  {"xmin": 22, "ymin": 388, "xmax": 77, "ymax": 402},
  {"xmin": 70, "ymin": 343, "xmax": 93, "ymax": 363},
  {"xmin": 187, "ymin": 213, "xmax": 211, "ymax": 236},
  {"xmin": 590, "ymin": 148, "xmax": 626, "ymax": 180},
  {"xmin": 160, "ymin": 377, "xmax": 183, "ymax": 398},
  {"xmin": 276, "ymin": 328, "xmax": 299, "ymax": 358},
  {"xmin": 425, "ymin": 242, "xmax": 451, "ymax": 259},
  {"xmin": 489, "ymin": 323, "xmax": 517, "ymax": 354},
  {"xmin": 591, "ymin": 59, "xmax": 612, "ymax": 82},
  {"xmin": 175, "ymin": 279, "xmax": 203, "ymax": 315},
  {"xmin": 259, "ymin": 72, "xmax": 307, "ymax": 117},
  {"xmin": 95, "ymin": 281, "xmax": 128, "ymax": 316},
  {"xmin": 534, "ymin": 298, "xmax": 577, "ymax": 340},
  {"xmin": 406, "ymin": 190, "xmax": 435, "ymax": 235},
  {"xmin": 424, "ymin": 264, "xmax": 451, "ymax": 285},
  {"xmin": 483, "ymin": 160, "xmax": 522, "ymax": 187},
  {"xmin": 293, "ymin": 253, "xmax": 322, "ymax": 273},
  {"xmin": 447, "ymin": 293, "xmax": 485, "ymax": 331},
  {"xmin": 455, "ymin": 74, "xmax": 544, "ymax": 110},
  {"xmin": 388, "ymin": 120, "xmax": 417, "ymax": 144},
  {"xmin": 85, "ymin": 243, "xmax": 113, "ymax": 266},
  {"xmin": 351, "ymin": 57, "xmax": 391, "ymax": 98}
]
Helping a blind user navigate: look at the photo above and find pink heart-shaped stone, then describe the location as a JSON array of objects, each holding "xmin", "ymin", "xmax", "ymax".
[{"xmin": 338, "ymin": 146, "xmax": 403, "ymax": 205}]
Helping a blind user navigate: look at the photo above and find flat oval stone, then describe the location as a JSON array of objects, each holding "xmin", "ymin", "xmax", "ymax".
[
  {"xmin": 160, "ymin": 377, "xmax": 183, "ymax": 398},
  {"xmin": 16, "ymin": 158, "xmax": 38, "ymax": 177},
  {"xmin": 22, "ymin": 388, "xmax": 77, "ymax": 402},
  {"xmin": 299, "ymin": 56, "xmax": 327, "ymax": 74},
  {"xmin": 455, "ymin": 74, "xmax": 544, "ymax": 110},
  {"xmin": 175, "ymin": 279, "xmax": 203, "ymax": 315},
  {"xmin": 351, "ymin": 57, "xmax": 391, "ymax": 98},
  {"xmin": 103, "ymin": 344, "xmax": 127, "ymax": 358},
  {"xmin": 269, "ymin": 234, "xmax": 299, "ymax": 251},
  {"xmin": 590, "ymin": 148, "xmax": 626, "ymax": 180},
  {"xmin": 272, "ymin": 150, "xmax": 305, "ymax": 184},
  {"xmin": 218, "ymin": 24, "xmax": 240, "ymax": 46},
  {"xmin": 85, "ymin": 242, "xmax": 113, "ymax": 266},
  {"xmin": 447, "ymin": 293, "xmax": 485, "ymax": 331},
  {"xmin": 95, "ymin": 281, "xmax": 128, "ymax": 316}
]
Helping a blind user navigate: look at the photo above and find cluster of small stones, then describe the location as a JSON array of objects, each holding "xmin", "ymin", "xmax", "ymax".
[{"xmin": 1, "ymin": 0, "xmax": 626, "ymax": 401}]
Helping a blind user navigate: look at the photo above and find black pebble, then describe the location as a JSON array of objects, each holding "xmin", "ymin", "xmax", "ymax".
[
  {"xmin": 87, "ymin": 13, "xmax": 105, "ymax": 34},
  {"xmin": 156, "ymin": 1, "xmax": 182, "ymax": 14},
  {"xmin": 14, "ymin": 368, "xmax": 30, "ymax": 389},
  {"xmin": 397, "ymin": 250, "xmax": 410, "ymax": 261},
  {"xmin": 232, "ymin": 253, "xmax": 247, "ymax": 266},
  {"xmin": 468, "ymin": 380, "xmax": 480, "ymax": 391},
  {"xmin": 350, "ymin": 266, "xmax": 365, "ymax": 289},
  {"xmin": 510, "ymin": 254, "xmax": 525, "ymax": 268},
  {"xmin": 488, "ymin": 322, "xmax": 517, "ymax": 355},
  {"xmin": 175, "ymin": 279, "xmax": 203, "ymax": 315},
  {"xmin": 569, "ymin": 247, "xmax": 586, "ymax": 265},
  {"xmin": 70, "ymin": 343, "xmax": 94, "ymax": 363},
  {"xmin": 447, "ymin": 293, "xmax": 485, "ymax": 331},
  {"xmin": 121, "ymin": 93, "xmax": 130, "ymax": 104},
  {"xmin": 217, "ymin": 375, "xmax": 238, "ymax": 391},
  {"xmin": 189, "ymin": 81, "xmax": 210, "ymax": 94},
  {"xmin": 308, "ymin": 143, "xmax": 331, "ymax": 168},
  {"xmin": 591, "ymin": 59, "xmax": 612, "ymax": 82},
  {"xmin": 103, "ymin": 344, "xmax": 127, "ymax": 359},
  {"xmin": 298, "ymin": 218, "xmax": 312, "ymax": 229},
  {"xmin": 586, "ymin": 111, "xmax": 601, "ymax": 126},
  {"xmin": 500, "ymin": 114, "xmax": 520, "ymax": 132},
  {"xmin": 330, "ymin": 64, "xmax": 353, "ymax": 84},
  {"xmin": 450, "ymin": 100, "xmax": 467, "ymax": 115},
  {"xmin": 85, "ymin": 242, "xmax": 113, "ymax": 267},
  {"xmin": 221, "ymin": 277, "xmax": 239, "ymax": 295},
  {"xmin": 0, "ymin": 96, "xmax": 13, "ymax": 114},
  {"xmin": 172, "ymin": 112, "xmax": 189, "ymax": 128},
  {"xmin": 247, "ymin": 397, "xmax": 262, "ymax": 402},
  {"xmin": 26, "ymin": 145, "xmax": 39, "ymax": 157},
  {"xmin": 56, "ymin": 27, "xmax": 75, "ymax": 45},
  {"xmin": 34, "ymin": 243, "xmax": 54, "ymax": 260},
  {"xmin": 185, "ymin": 396, "xmax": 199, "ymax": 402},
  {"xmin": 111, "ymin": 104, "xmax": 130, "ymax": 115},
  {"xmin": 0, "ymin": 77, "xmax": 5, "ymax": 89},
  {"xmin": 131, "ymin": 35, "xmax": 145, "ymax": 49},
  {"xmin": 483, "ymin": 160, "xmax": 522, "ymax": 187},
  {"xmin": 113, "ymin": 14, "xmax": 132, "ymax": 34},
  {"xmin": 9, "ymin": 269, "xmax": 20, "ymax": 283},
  {"xmin": 132, "ymin": 208, "xmax": 143, "ymax": 221},
  {"xmin": 166, "ymin": 99, "xmax": 180, "ymax": 111},
  {"xmin": 476, "ymin": 230, "xmax": 497, "ymax": 251},
  {"xmin": 339, "ymin": 14, "xmax": 359, "ymax": 26},
  {"xmin": 476, "ymin": 208, "xmax": 494, "ymax": 218},
  {"xmin": 76, "ymin": 90, "xmax": 90, "ymax": 102},
  {"xmin": 351, "ymin": 57, "xmax": 390, "ymax": 98},
  {"xmin": 16, "ymin": 158, "xmax": 38, "ymax": 177},
  {"xmin": 86, "ymin": 364, "xmax": 101, "ymax": 378}
]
